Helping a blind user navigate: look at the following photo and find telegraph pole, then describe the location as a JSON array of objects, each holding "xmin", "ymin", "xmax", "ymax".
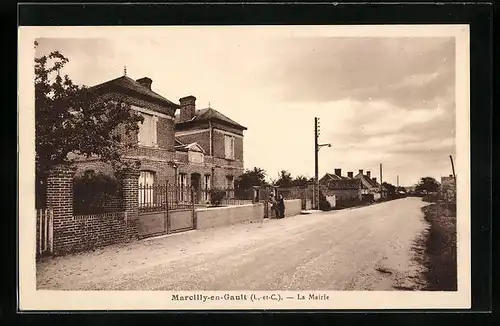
[
  {"xmin": 313, "ymin": 117, "xmax": 331, "ymax": 209},
  {"xmin": 314, "ymin": 117, "xmax": 319, "ymax": 209},
  {"xmin": 450, "ymin": 155, "xmax": 457, "ymax": 203},
  {"xmin": 379, "ymin": 163, "xmax": 383, "ymax": 197},
  {"xmin": 397, "ymin": 175, "xmax": 399, "ymax": 188}
]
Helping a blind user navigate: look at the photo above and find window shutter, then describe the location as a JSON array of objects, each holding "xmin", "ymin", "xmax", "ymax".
[
  {"xmin": 231, "ymin": 136, "xmax": 235, "ymax": 159},
  {"xmin": 151, "ymin": 116, "xmax": 158, "ymax": 146},
  {"xmin": 224, "ymin": 135, "xmax": 230, "ymax": 159}
]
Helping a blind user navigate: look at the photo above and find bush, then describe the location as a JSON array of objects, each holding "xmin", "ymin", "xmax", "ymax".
[
  {"xmin": 422, "ymin": 193, "xmax": 439, "ymax": 203},
  {"xmin": 209, "ymin": 189, "xmax": 226, "ymax": 206},
  {"xmin": 361, "ymin": 193, "xmax": 374, "ymax": 203},
  {"xmin": 73, "ymin": 172, "xmax": 121, "ymax": 214}
]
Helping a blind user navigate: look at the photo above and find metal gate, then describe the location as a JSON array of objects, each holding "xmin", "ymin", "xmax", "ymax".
[
  {"xmin": 36, "ymin": 208, "xmax": 53, "ymax": 259},
  {"xmin": 138, "ymin": 183, "xmax": 196, "ymax": 239}
]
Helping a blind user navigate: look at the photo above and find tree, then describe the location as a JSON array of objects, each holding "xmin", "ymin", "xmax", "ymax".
[
  {"xmin": 35, "ymin": 45, "xmax": 144, "ymax": 206},
  {"xmin": 274, "ymin": 170, "xmax": 294, "ymax": 188},
  {"xmin": 292, "ymin": 175, "xmax": 310, "ymax": 187},
  {"xmin": 234, "ymin": 167, "xmax": 268, "ymax": 190},
  {"xmin": 415, "ymin": 177, "xmax": 440, "ymax": 194}
]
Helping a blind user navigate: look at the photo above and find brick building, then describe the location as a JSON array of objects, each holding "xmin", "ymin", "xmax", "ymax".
[{"xmin": 72, "ymin": 74, "xmax": 247, "ymax": 202}]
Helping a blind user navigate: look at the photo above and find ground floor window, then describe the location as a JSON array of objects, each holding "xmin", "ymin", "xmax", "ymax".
[
  {"xmin": 226, "ymin": 175, "xmax": 234, "ymax": 198},
  {"xmin": 139, "ymin": 171, "xmax": 155, "ymax": 205},
  {"xmin": 204, "ymin": 174, "xmax": 211, "ymax": 201},
  {"xmin": 178, "ymin": 173, "xmax": 187, "ymax": 202}
]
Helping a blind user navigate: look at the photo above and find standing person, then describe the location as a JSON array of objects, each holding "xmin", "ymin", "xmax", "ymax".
[
  {"xmin": 277, "ymin": 193, "xmax": 285, "ymax": 218},
  {"xmin": 269, "ymin": 193, "xmax": 278, "ymax": 219}
]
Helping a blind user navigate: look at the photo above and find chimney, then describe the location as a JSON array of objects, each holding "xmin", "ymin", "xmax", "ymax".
[
  {"xmin": 358, "ymin": 169, "xmax": 363, "ymax": 175},
  {"xmin": 179, "ymin": 95, "xmax": 196, "ymax": 123},
  {"xmin": 366, "ymin": 171, "xmax": 371, "ymax": 178},
  {"xmin": 347, "ymin": 171, "xmax": 353, "ymax": 178},
  {"xmin": 372, "ymin": 177, "xmax": 377, "ymax": 183},
  {"xmin": 136, "ymin": 77, "xmax": 153, "ymax": 90},
  {"xmin": 334, "ymin": 168, "xmax": 342, "ymax": 177}
]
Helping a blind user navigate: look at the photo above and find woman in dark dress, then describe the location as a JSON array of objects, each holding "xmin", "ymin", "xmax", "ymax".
[{"xmin": 277, "ymin": 194, "xmax": 285, "ymax": 218}]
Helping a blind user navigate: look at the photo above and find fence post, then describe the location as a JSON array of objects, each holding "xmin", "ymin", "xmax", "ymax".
[
  {"xmin": 46, "ymin": 164, "xmax": 77, "ymax": 256},
  {"xmin": 191, "ymin": 186, "xmax": 197, "ymax": 229},
  {"xmin": 118, "ymin": 168, "xmax": 140, "ymax": 241}
]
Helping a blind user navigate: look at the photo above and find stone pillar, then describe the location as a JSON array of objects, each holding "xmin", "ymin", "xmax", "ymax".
[
  {"xmin": 46, "ymin": 164, "xmax": 77, "ymax": 255},
  {"xmin": 118, "ymin": 169, "xmax": 140, "ymax": 241}
]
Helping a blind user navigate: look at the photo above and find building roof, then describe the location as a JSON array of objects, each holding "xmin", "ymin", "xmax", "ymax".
[
  {"xmin": 88, "ymin": 75, "xmax": 180, "ymax": 109},
  {"xmin": 174, "ymin": 141, "xmax": 205, "ymax": 153},
  {"xmin": 321, "ymin": 173, "xmax": 351, "ymax": 181},
  {"xmin": 354, "ymin": 173, "xmax": 379, "ymax": 189},
  {"xmin": 325, "ymin": 178, "xmax": 361, "ymax": 190},
  {"xmin": 175, "ymin": 107, "xmax": 247, "ymax": 130}
]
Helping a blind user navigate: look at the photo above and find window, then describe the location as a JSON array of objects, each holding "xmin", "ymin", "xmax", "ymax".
[
  {"xmin": 204, "ymin": 174, "xmax": 211, "ymax": 201},
  {"xmin": 138, "ymin": 113, "xmax": 158, "ymax": 147},
  {"xmin": 224, "ymin": 135, "xmax": 235, "ymax": 160},
  {"xmin": 188, "ymin": 151, "xmax": 204, "ymax": 164},
  {"xmin": 226, "ymin": 175, "xmax": 234, "ymax": 198},
  {"xmin": 178, "ymin": 173, "xmax": 187, "ymax": 202},
  {"xmin": 138, "ymin": 171, "xmax": 155, "ymax": 205}
]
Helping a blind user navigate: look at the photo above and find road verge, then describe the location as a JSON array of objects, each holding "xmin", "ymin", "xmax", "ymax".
[{"xmin": 419, "ymin": 201, "xmax": 457, "ymax": 291}]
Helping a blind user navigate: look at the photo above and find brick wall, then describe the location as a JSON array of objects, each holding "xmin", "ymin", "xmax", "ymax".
[
  {"xmin": 73, "ymin": 212, "xmax": 128, "ymax": 251},
  {"xmin": 157, "ymin": 116, "xmax": 175, "ymax": 151},
  {"xmin": 46, "ymin": 164, "xmax": 140, "ymax": 256},
  {"xmin": 47, "ymin": 165, "xmax": 77, "ymax": 255},
  {"xmin": 175, "ymin": 130, "xmax": 211, "ymax": 154},
  {"xmin": 212, "ymin": 131, "xmax": 226, "ymax": 159},
  {"xmin": 212, "ymin": 122, "xmax": 244, "ymax": 136}
]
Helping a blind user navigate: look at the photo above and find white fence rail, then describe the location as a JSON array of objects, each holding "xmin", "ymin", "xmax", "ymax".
[{"xmin": 36, "ymin": 208, "xmax": 53, "ymax": 258}]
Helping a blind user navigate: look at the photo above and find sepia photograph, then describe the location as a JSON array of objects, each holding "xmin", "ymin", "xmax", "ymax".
[{"xmin": 18, "ymin": 24, "xmax": 470, "ymax": 310}]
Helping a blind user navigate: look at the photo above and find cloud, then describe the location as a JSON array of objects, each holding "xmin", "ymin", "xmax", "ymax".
[{"xmin": 261, "ymin": 37, "xmax": 455, "ymax": 110}]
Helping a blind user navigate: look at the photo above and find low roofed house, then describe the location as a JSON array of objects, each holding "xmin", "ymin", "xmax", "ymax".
[
  {"xmin": 319, "ymin": 169, "xmax": 362, "ymax": 201},
  {"xmin": 354, "ymin": 170, "xmax": 380, "ymax": 195}
]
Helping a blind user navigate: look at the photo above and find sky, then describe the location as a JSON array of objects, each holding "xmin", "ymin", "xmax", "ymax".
[{"xmin": 35, "ymin": 30, "xmax": 456, "ymax": 186}]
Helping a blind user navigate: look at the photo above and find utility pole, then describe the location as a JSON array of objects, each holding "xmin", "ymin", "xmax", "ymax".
[
  {"xmin": 313, "ymin": 117, "xmax": 331, "ymax": 209},
  {"xmin": 397, "ymin": 175, "xmax": 399, "ymax": 188},
  {"xmin": 379, "ymin": 163, "xmax": 383, "ymax": 196},
  {"xmin": 450, "ymin": 155, "xmax": 457, "ymax": 204},
  {"xmin": 315, "ymin": 117, "xmax": 319, "ymax": 206}
]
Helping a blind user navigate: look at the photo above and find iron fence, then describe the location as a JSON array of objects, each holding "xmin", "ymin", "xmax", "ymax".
[
  {"xmin": 138, "ymin": 183, "xmax": 193, "ymax": 213},
  {"xmin": 199, "ymin": 187, "xmax": 255, "ymax": 207}
]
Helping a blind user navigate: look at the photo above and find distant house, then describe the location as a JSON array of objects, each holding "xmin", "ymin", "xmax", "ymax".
[
  {"xmin": 354, "ymin": 169, "xmax": 382, "ymax": 200},
  {"xmin": 319, "ymin": 169, "xmax": 362, "ymax": 201},
  {"xmin": 441, "ymin": 175, "xmax": 456, "ymax": 198}
]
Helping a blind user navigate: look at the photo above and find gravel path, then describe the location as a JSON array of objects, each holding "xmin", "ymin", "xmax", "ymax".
[{"xmin": 37, "ymin": 197, "xmax": 430, "ymax": 291}]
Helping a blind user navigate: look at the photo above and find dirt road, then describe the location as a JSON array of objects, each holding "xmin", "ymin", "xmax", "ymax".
[{"xmin": 37, "ymin": 197, "xmax": 430, "ymax": 291}]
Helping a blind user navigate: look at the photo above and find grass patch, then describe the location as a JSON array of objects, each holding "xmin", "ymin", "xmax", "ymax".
[{"xmin": 421, "ymin": 202, "xmax": 457, "ymax": 291}]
